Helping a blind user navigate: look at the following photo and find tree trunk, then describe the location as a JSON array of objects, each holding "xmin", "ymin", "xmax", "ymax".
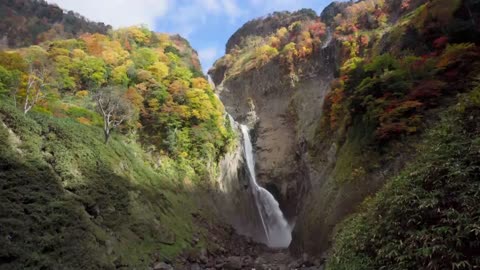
[{"xmin": 104, "ymin": 129, "xmax": 111, "ymax": 144}]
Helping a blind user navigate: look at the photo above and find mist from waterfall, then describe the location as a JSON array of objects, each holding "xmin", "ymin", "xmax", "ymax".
[{"xmin": 240, "ymin": 124, "xmax": 292, "ymax": 248}]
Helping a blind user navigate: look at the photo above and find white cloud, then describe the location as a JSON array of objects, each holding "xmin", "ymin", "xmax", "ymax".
[
  {"xmin": 198, "ymin": 47, "xmax": 219, "ymax": 72},
  {"xmin": 163, "ymin": 0, "xmax": 243, "ymax": 37},
  {"xmin": 198, "ymin": 47, "xmax": 219, "ymax": 63},
  {"xmin": 47, "ymin": 0, "xmax": 171, "ymax": 28},
  {"xmin": 48, "ymin": 0, "xmax": 244, "ymax": 35},
  {"xmin": 202, "ymin": 0, "xmax": 222, "ymax": 12},
  {"xmin": 246, "ymin": 0, "xmax": 321, "ymax": 15},
  {"xmin": 221, "ymin": 0, "xmax": 242, "ymax": 19}
]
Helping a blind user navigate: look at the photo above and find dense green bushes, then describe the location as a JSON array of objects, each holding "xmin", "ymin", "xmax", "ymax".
[
  {"xmin": 327, "ymin": 87, "xmax": 480, "ymax": 269},
  {"xmin": 0, "ymin": 101, "xmax": 214, "ymax": 269}
]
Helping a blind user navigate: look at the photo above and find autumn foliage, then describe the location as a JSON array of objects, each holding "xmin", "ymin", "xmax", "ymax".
[
  {"xmin": 210, "ymin": 13, "xmax": 327, "ymax": 82},
  {"xmin": 0, "ymin": 25, "xmax": 233, "ymax": 173}
]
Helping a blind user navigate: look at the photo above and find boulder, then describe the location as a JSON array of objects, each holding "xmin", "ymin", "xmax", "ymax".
[
  {"xmin": 153, "ymin": 262, "xmax": 174, "ymax": 270},
  {"xmin": 199, "ymin": 248, "xmax": 209, "ymax": 264},
  {"xmin": 190, "ymin": 263, "xmax": 202, "ymax": 270},
  {"xmin": 224, "ymin": 256, "xmax": 242, "ymax": 269}
]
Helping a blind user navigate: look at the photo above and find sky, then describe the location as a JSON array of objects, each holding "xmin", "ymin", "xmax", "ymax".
[{"xmin": 47, "ymin": 0, "xmax": 337, "ymax": 72}]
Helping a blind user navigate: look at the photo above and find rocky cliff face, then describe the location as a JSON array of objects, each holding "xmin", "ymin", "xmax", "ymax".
[
  {"xmin": 211, "ymin": 0, "xmax": 480, "ymax": 260},
  {"xmin": 209, "ymin": 2, "xmax": 350, "ymax": 255},
  {"xmin": 214, "ymin": 45, "xmax": 400, "ymax": 256},
  {"xmin": 212, "ymin": 43, "xmax": 354, "ymax": 256},
  {"xmin": 215, "ymin": 135, "xmax": 269, "ymax": 243},
  {"xmin": 211, "ymin": 35, "xmax": 339, "ymax": 230}
]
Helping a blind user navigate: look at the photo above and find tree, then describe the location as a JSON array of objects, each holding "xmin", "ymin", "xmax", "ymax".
[
  {"xmin": 93, "ymin": 87, "xmax": 133, "ymax": 143},
  {"xmin": 0, "ymin": 51, "xmax": 26, "ymax": 102},
  {"xmin": 21, "ymin": 46, "xmax": 51, "ymax": 114},
  {"xmin": 254, "ymin": 45, "xmax": 278, "ymax": 67},
  {"xmin": 148, "ymin": 61, "xmax": 169, "ymax": 81},
  {"xmin": 132, "ymin": 47, "xmax": 157, "ymax": 69},
  {"xmin": 0, "ymin": 66, "xmax": 13, "ymax": 95},
  {"xmin": 22, "ymin": 64, "xmax": 49, "ymax": 114},
  {"xmin": 0, "ymin": 51, "xmax": 27, "ymax": 71},
  {"xmin": 74, "ymin": 56, "xmax": 107, "ymax": 88},
  {"xmin": 110, "ymin": 65, "xmax": 130, "ymax": 86},
  {"xmin": 191, "ymin": 77, "xmax": 209, "ymax": 90},
  {"xmin": 53, "ymin": 55, "xmax": 76, "ymax": 91}
]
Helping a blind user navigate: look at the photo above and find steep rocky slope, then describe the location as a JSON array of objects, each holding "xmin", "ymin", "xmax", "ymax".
[
  {"xmin": 213, "ymin": 47, "xmax": 337, "ymax": 220},
  {"xmin": 210, "ymin": 0, "xmax": 480, "ymax": 265}
]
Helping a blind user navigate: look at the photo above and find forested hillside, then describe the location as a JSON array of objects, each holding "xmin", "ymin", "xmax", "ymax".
[
  {"xmin": 0, "ymin": 25, "xmax": 232, "ymax": 172},
  {"xmin": 0, "ymin": 0, "xmax": 111, "ymax": 48},
  {"xmin": 0, "ymin": 19, "xmax": 234, "ymax": 269}
]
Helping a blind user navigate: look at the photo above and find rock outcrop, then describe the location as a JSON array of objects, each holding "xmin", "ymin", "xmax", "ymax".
[{"xmin": 211, "ymin": 32, "xmax": 339, "ymax": 231}]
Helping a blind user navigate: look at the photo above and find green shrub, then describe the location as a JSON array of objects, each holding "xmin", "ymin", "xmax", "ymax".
[
  {"xmin": 0, "ymin": 101, "xmax": 212, "ymax": 269},
  {"xmin": 65, "ymin": 105, "xmax": 102, "ymax": 126},
  {"xmin": 327, "ymin": 91, "xmax": 480, "ymax": 270}
]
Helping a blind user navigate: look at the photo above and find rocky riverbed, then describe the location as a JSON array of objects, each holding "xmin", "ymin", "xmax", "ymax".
[
  {"xmin": 152, "ymin": 226, "xmax": 324, "ymax": 270},
  {"xmin": 153, "ymin": 248, "xmax": 325, "ymax": 270}
]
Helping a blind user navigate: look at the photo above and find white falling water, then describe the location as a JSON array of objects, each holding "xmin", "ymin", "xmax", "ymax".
[
  {"xmin": 240, "ymin": 124, "xmax": 292, "ymax": 248},
  {"xmin": 207, "ymin": 75, "xmax": 216, "ymax": 89},
  {"xmin": 322, "ymin": 27, "xmax": 333, "ymax": 49}
]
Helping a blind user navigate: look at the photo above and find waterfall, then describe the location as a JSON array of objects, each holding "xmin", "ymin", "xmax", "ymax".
[
  {"xmin": 322, "ymin": 27, "xmax": 333, "ymax": 49},
  {"xmin": 240, "ymin": 124, "xmax": 292, "ymax": 248},
  {"xmin": 207, "ymin": 75, "xmax": 216, "ymax": 89},
  {"xmin": 216, "ymin": 114, "xmax": 292, "ymax": 248}
]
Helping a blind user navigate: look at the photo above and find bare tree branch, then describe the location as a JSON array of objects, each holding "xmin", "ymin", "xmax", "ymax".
[
  {"xmin": 22, "ymin": 58, "xmax": 52, "ymax": 114},
  {"xmin": 93, "ymin": 86, "xmax": 132, "ymax": 144}
]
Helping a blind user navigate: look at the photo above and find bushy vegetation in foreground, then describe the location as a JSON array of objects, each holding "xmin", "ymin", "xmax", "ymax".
[
  {"xmin": 327, "ymin": 86, "xmax": 480, "ymax": 269},
  {"xmin": 0, "ymin": 101, "xmax": 214, "ymax": 269}
]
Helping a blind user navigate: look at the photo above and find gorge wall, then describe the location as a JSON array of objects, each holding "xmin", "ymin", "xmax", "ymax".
[
  {"xmin": 214, "ymin": 44, "xmax": 336, "ymax": 219},
  {"xmin": 211, "ymin": 28, "xmax": 341, "ymax": 255},
  {"xmin": 210, "ymin": 0, "xmax": 480, "ymax": 260}
]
